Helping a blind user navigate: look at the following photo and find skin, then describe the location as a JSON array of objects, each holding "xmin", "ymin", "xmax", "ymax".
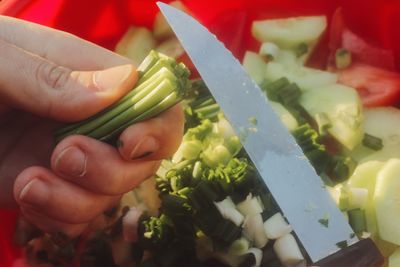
[{"xmin": 0, "ymin": 16, "xmax": 184, "ymax": 237}]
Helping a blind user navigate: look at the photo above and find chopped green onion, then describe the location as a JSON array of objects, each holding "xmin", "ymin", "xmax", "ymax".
[
  {"xmin": 335, "ymin": 48, "xmax": 352, "ymax": 69},
  {"xmin": 362, "ymin": 133, "xmax": 383, "ymax": 151},
  {"xmin": 295, "ymin": 43, "xmax": 308, "ymax": 57},
  {"xmin": 348, "ymin": 208, "xmax": 367, "ymax": 233}
]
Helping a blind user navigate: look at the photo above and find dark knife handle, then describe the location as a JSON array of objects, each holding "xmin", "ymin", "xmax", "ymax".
[{"xmin": 314, "ymin": 238, "xmax": 384, "ymax": 267}]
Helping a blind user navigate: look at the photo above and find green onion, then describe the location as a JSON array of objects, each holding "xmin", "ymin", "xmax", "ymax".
[
  {"xmin": 335, "ymin": 48, "xmax": 352, "ymax": 69},
  {"xmin": 295, "ymin": 43, "xmax": 308, "ymax": 57},
  {"xmin": 362, "ymin": 133, "xmax": 383, "ymax": 151},
  {"xmin": 348, "ymin": 208, "xmax": 367, "ymax": 233},
  {"xmin": 55, "ymin": 50, "xmax": 190, "ymax": 143}
]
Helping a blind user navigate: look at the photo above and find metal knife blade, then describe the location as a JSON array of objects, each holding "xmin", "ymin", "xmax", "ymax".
[{"xmin": 157, "ymin": 2, "xmax": 358, "ymax": 263}]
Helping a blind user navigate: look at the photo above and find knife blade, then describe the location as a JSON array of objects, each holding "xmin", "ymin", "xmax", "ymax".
[{"xmin": 157, "ymin": 2, "xmax": 383, "ymax": 266}]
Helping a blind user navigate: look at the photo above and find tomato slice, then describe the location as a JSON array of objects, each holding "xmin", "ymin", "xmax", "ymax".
[
  {"xmin": 329, "ymin": 8, "xmax": 396, "ymax": 70},
  {"xmin": 338, "ymin": 64, "xmax": 400, "ymax": 107}
]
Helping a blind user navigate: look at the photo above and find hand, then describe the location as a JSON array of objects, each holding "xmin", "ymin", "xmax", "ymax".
[{"xmin": 0, "ymin": 16, "xmax": 184, "ymax": 237}]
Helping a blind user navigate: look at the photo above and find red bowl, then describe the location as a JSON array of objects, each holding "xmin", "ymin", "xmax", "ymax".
[{"xmin": 1, "ymin": 0, "xmax": 400, "ymax": 266}]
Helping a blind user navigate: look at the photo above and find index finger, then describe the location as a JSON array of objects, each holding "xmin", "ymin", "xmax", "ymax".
[{"xmin": 0, "ymin": 15, "xmax": 131, "ymax": 70}]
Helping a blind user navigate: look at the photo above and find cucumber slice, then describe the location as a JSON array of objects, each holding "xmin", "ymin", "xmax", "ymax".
[
  {"xmin": 348, "ymin": 161, "xmax": 385, "ymax": 237},
  {"xmin": 155, "ymin": 37, "xmax": 184, "ymax": 59},
  {"xmin": 265, "ymin": 62, "xmax": 337, "ymax": 90},
  {"xmin": 300, "ymin": 84, "xmax": 363, "ymax": 150},
  {"xmin": 242, "ymin": 51, "xmax": 268, "ymax": 85},
  {"xmin": 350, "ymin": 107, "xmax": 400, "ymax": 161},
  {"xmin": 153, "ymin": 1, "xmax": 188, "ymax": 40},
  {"xmin": 374, "ymin": 159, "xmax": 400, "ymax": 245},
  {"xmin": 115, "ymin": 27, "xmax": 156, "ymax": 65},
  {"xmin": 270, "ymin": 102, "xmax": 298, "ymax": 131},
  {"xmin": 251, "ymin": 16, "xmax": 327, "ymax": 50},
  {"xmin": 388, "ymin": 247, "xmax": 400, "ymax": 267}
]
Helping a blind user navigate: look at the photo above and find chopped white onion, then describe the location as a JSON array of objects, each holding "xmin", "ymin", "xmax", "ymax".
[
  {"xmin": 214, "ymin": 197, "xmax": 245, "ymax": 226},
  {"xmin": 263, "ymin": 212, "xmax": 292, "ymax": 239},
  {"xmin": 236, "ymin": 193, "xmax": 263, "ymax": 216},
  {"xmin": 122, "ymin": 207, "xmax": 144, "ymax": 242},
  {"xmin": 243, "ymin": 214, "xmax": 268, "ymax": 248},
  {"xmin": 273, "ymin": 234, "xmax": 305, "ymax": 266}
]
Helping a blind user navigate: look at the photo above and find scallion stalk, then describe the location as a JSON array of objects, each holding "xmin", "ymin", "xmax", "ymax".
[{"xmin": 55, "ymin": 50, "xmax": 190, "ymax": 143}]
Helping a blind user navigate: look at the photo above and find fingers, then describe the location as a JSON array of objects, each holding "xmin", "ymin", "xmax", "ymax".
[
  {"xmin": 0, "ymin": 15, "xmax": 131, "ymax": 70},
  {"xmin": 20, "ymin": 207, "xmax": 88, "ymax": 237},
  {"xmin": 0, "ymin": 38, "xmax": 137, "ymax": 121},
  {"xmin": 14, "ymin": 166, "xmax": 119, "ymax": 224},
  {"xmin": 50, "ymin": 135, "xmax": 161, "ymax": 195},
  {"xmin": 117, "ymin": 104, "xmax": 184, "ymax": 161}
]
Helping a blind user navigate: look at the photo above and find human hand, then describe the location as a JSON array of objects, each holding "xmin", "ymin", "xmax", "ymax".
[{"xmin": 0, "ymin": 16, "xmax": 184, "ymax": 236}]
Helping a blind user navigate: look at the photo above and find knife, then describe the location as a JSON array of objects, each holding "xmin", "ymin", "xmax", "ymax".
[{"xmin": 157, "ymin": 2, "xmax": 383, "ymax": 266}]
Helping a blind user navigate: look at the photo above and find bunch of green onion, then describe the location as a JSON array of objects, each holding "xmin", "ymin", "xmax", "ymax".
[{"xmin": 55, "ymin": 51, "xmax": 191, "ymax": 143}]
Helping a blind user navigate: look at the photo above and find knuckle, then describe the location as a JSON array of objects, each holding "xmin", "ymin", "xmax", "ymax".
[{"xmin": 35, "ymin": 60, "xmax": 71, "ymax": 90}]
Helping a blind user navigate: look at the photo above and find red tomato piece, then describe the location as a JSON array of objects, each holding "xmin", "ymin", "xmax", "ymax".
[
  {"xmin": 338, "ymin": 64, "xmax": 400, "ymax": 107},
  {"xmin": 329, "ymin": 8, "xmax": 396, "ymax": 70}
]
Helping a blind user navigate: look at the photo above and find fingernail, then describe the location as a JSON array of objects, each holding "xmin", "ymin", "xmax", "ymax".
[
  {"xmin": 55, "ymin": 146, "xmax": 87, "ymax": 177},
  {"xmin": 94, "ymin": 64, "xmax": 133, "ymax": 91},
  {"xmin": 130, "ymin": 137, "xmax": 159, "ymax": 159},
  {"xmin": 19, "ymin": 179, "xmax": 50, "ymax": 207}
]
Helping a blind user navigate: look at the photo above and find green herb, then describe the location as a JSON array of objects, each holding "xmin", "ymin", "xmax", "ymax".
[
  {"xmin": 348, "ymin": 208, "xmax": 367, "ymax": 233},
  {"xmin": 318, "ymin": 213, "xmax": 330, "ymax": 228},
  {"xmin": 336, "ymin": 240, "xmax": 348, "ymax": 249},
  {"xmin": 295, "ymin": 43, "xmax": 309, "ymax": 57},
  {"xmin": 362, "ymin": 133, "xmax": 383, "ymax": 151},
  {"xmin": 55, "ymin": 51, "xmax": 190, "ymax": 143},
  {"xmin": 335, "ymin": 48, "xmax": 352, "ymax": 69}
]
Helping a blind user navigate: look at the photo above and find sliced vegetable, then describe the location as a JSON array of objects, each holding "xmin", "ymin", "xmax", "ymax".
[
  {"xmin": 215, "ymin": 197, "xmax": 245, "ymax": 227},
  {"xmin": 263, "ymin": 212, "xmax": 292, "ymax": 240},
  {"xmin": 374, "ymin": 159, "xmax": 400, "ymax": 245},
  {"xmin": 335, "ymin": 48, "xmax": 352, "ymax": 69},
  {"xmin": 337, "ymin": 64, "xmax": 400, "ymax": 107},
  {"xmin": 273, "ymin": 233, "xmax": 305, "ymax": 266},
  {"xmin": 236, "ymin": 194, "xmax": 264, "ymax": 216},
  {"xmin": 265, "ymin": 62, "xmax": 338, "ymax": 90},
  {"xmin": 300, "ymin": 83, "xmax": 363, "ymax": 150},
  {"xmin": 115, "ymin": 27, "xmax": 156, "ymax": 65},
  {"xmin": 329, "ymin": 8, "xmax": 396, "ymax": 71},
  {"xmin": 242, "ymin": 214, "xmax": 268, "ymax": 248},
  {"xmin": 252, "ymin": 16, "xmax": 327, "ymax": 51},
  {"xmin": 242, "ymin": 51, "xmax": 268, "ymax": 85},
  {"xmin": 389, "ymin": 248, "xmax": 400, "ymax": 267},
  {"xmin": 153, "ymin": 1, "xmax": 188, "ymax": 40}
]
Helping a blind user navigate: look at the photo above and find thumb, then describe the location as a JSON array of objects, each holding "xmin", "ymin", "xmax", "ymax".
[{"xmin": 0, "ymin": 39, "xmax": 137, "ymax": 121}]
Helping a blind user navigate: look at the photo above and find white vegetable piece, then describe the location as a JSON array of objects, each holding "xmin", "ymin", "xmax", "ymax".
[
  {"xmin": 214, "ymin": 197, "xmax": 245, "ymax": 226},
  {"xmin": 389, "ymin": 247, "xmax": 400, "ymax": 267},
  {"xmin": 115, "ymin": 27, "xmax": 156, "ymax": 65},
  {"xmin": 228, "ymin": 237, "xmax": 250, "ymax": 256},
  {"xmin": 270, "ymin": 102, "xmax": 299, "ymax": 131},
  {"xmin": 273, "ymin": 233, "xmax": 305, "ymax": 266},
  {"xmin": 242, "ymin": 51, "xmax": 268, "ymax": 85},
  {"xmin": 236, "ymin": 193, "xmax": 264, "ymax": 216},
  {"xmin": 156, "ymin": 37, "xmax": 185, "ymax": 59},
  {"xmin": 259, "ymin": 42, "xmax": 280, "ymax": 59},
  {"xmin": 153, "ymin": 1, "xmax": 188, "ymax": 40},
  {"xmin": 263, "ymin": 212, "xmax": 292, "ymax": 239},
  {"xmin": 244, "ymin": 247, "xmax": 263, "ymax": 267},
  {"xmin": 122, "ymin": 207, "xmax": 144, "ymax": 242},
  {"xmin": 251, "ymin": 16, "xmax": 327, "ymax": 49},
  {"xmin": 243, "ymin": 214, "xmax": 269, "ymax": 248},
  {"xmin": 349, "ymin": 187, "xmax": 369, "ymax": 209}
]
